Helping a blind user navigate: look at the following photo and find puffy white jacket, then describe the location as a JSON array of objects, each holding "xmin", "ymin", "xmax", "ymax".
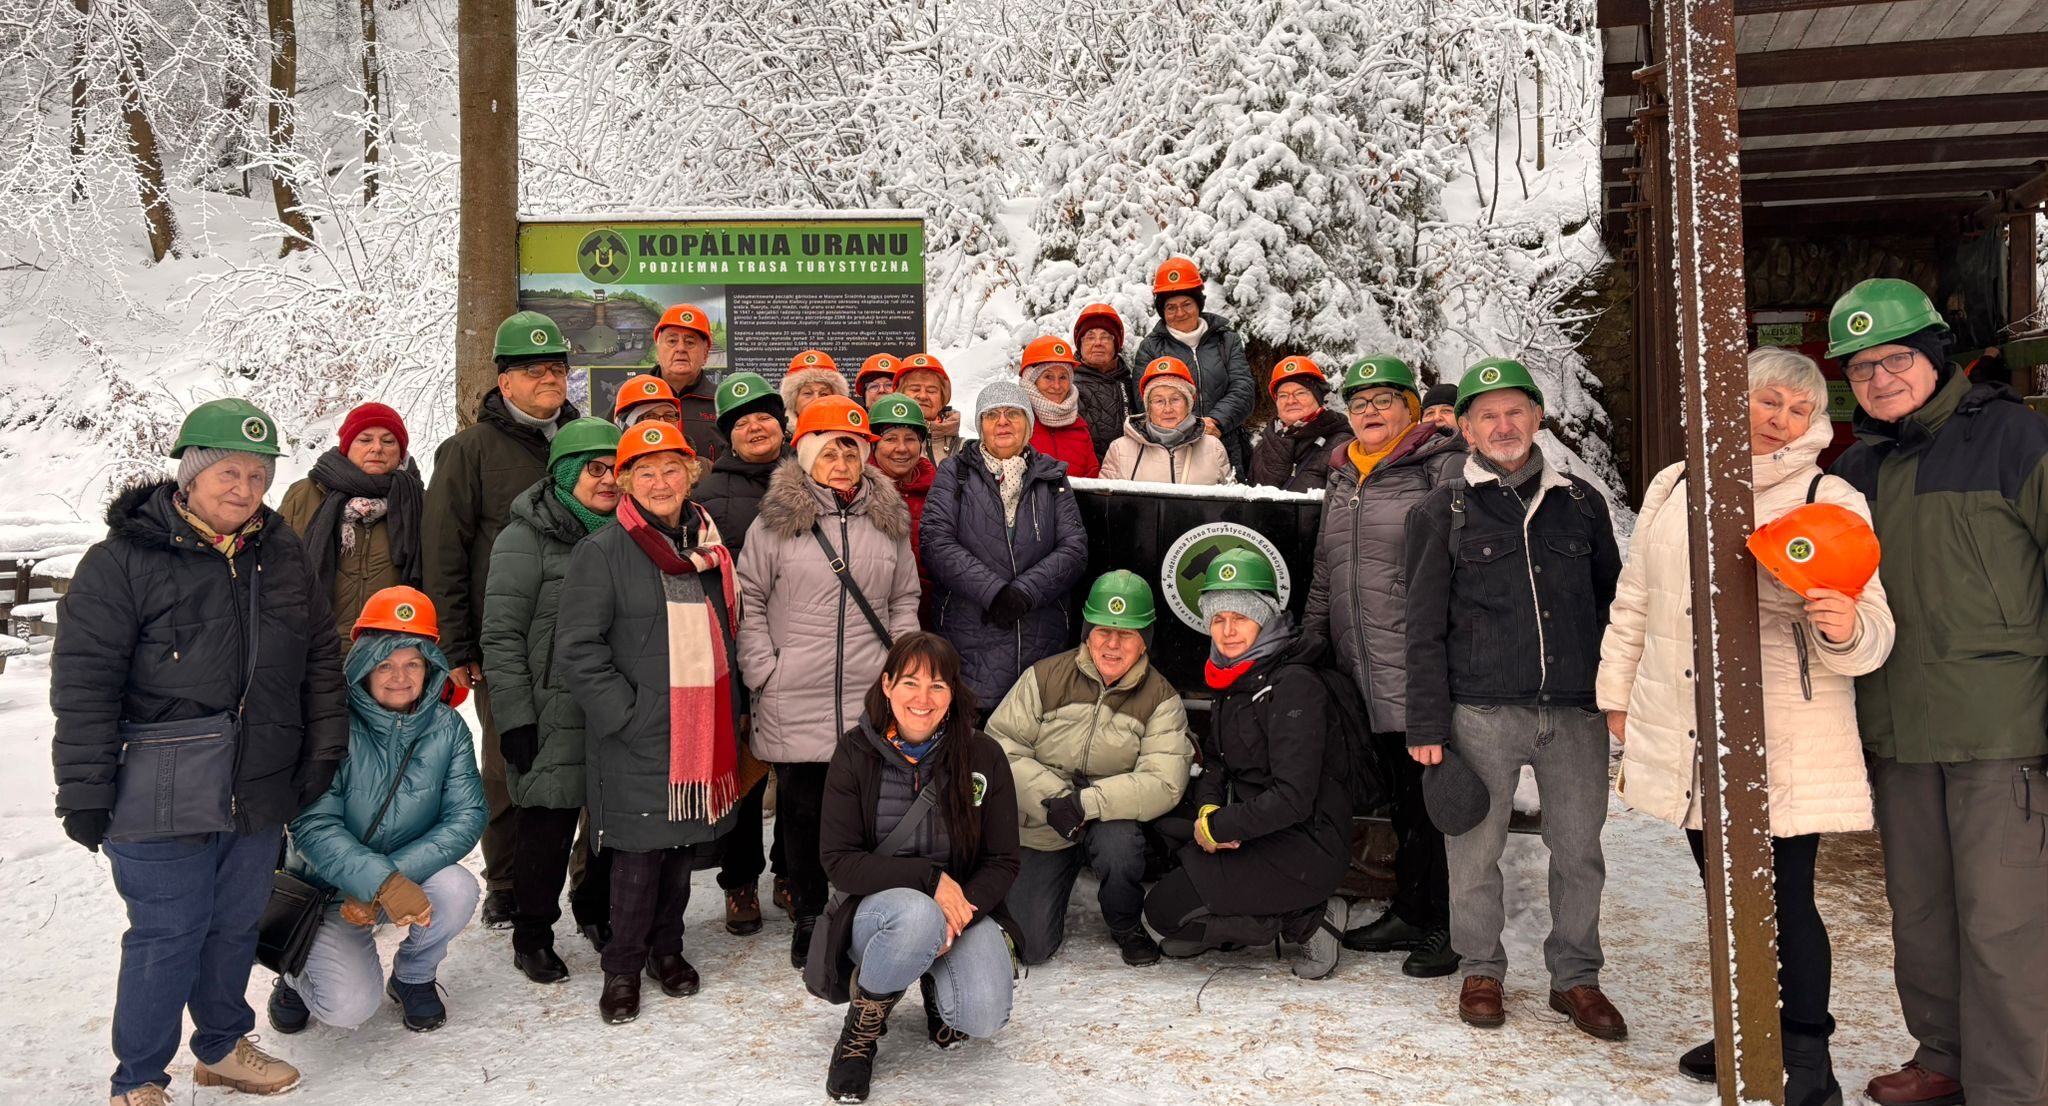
[{"xmin": 1596, "ymin": 416, "xmax": 1894, "ymax": 836}]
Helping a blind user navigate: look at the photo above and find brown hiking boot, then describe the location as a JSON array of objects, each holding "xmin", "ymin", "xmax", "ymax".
[
  {"xmin": 726, "ymin": 885, "xmax": 764, "ymax": 936},
  {"xmin": 1866, "ymin": 1061, "xmax": 1965, "ymax": 1106},
  {"xmin": 110, "ymin": 1087, "xmax": 169, "ymax": 1106},
  {"xmin": 1549, "ymin": 985, "xmax": 1629, "ymax": 1040},
  {"xmin": 773, "ymin": 876, "xmax": 795, "ymax": 920},
  {"xmin": 1458, "ymin": 975, "xmax": 1505, "ymax": 1028},
  {"xmin": 192, "ymin": 1037, "xmax": 301, "ymax": 1095}
]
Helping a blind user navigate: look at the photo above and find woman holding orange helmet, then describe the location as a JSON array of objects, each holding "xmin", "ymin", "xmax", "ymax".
[
  {"xmin": 556, "ymin": 421, "xmax": 744, "ymax": 1024},
  {"xmin": 1596, "ymin": 346, "xmax": 1894, "ymax": 1105}
]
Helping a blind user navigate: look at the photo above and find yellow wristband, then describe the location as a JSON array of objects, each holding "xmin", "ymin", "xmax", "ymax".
[{"xmin": 1195, "ymin": 804, "xmax": 1222, "ymax": 846}]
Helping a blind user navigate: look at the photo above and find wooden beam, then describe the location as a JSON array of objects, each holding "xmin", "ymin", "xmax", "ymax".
[
  {"xmin": 1657, "ymin": 0, "xmax": 1784, "ymax": 1100},
  {"xmin": 1744, "ymin": 167, "xmax": 2033, "ymax": 204},
  {"xmin": 1607, "ymin": 91, "xmax": 2048, "ymax": 145},
  {"xmin": 1599, "ymin": 0, "xmax": 1894, "ymax": 27},
  {"xmin": 1742, "ymin": 132, "xmax": 2048, "ymax": 174},
  {"xmin": 1605, "ymin": 33, "xmax": 2048, "ymax": 97}
]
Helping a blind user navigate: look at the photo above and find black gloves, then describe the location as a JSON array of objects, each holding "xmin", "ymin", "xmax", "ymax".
[
  {"xmin": 63, "ymin": 810, "xmax": 111, "ymax": 852},
  {"xmin": 501, "ymin": 724, "xmax": 541, "ymax": 776},
  {"xmin": 988, "ymin": 585, "xmax": 1033, "ymax": 628},
  {"xmin": 298, "ymin": 759, "xmax": 341, "ymax": 808},
  {"xmin": 1042, "ymin": 792, "xmax": 1088, "ymax": 841}
]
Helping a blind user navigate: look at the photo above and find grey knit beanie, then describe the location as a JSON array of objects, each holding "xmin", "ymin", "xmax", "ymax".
[
  {"xmin": 176, "ymin": 447, "xmax": 276, "ymax": 492},
  {"xmin": 1199, "ymin": 588, "xmax": 1281, "ymax": 627},
  {"xmin": 974, "ymin": 379, "xmax": 1036, "ymax": 437}
]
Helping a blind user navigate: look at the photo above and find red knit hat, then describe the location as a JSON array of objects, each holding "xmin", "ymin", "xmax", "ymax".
[{"xmin": 338, "ymin": 402, "xmax": 409, "ymax": 454}]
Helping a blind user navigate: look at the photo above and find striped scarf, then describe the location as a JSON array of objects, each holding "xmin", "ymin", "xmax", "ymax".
[{"xmin": 617, "ymin": 495, "xmax": 744, "ymax": 823}]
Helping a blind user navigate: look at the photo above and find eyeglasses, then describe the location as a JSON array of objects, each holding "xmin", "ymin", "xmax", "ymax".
[
  {"xmin": 507, "ymin": 363, "xmax": 569, "ymax": 381},
  {"xmin": 1842, "ymin": 350, "xmax": 1918, "ymax": 383},
  {"xmin": 582, "ymin": 459, "xmax": 615, "ymax": 478},
  {"xmin": 1347, "ymin": 392, "xmax": 1403, "ymax": 414}
]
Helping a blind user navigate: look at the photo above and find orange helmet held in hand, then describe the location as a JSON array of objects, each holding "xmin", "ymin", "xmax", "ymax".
[
  {"xmin": 1152, "ymin": 257, "xmax": 1203, "ymax": 296},
  {"xmin": 792, "ymin": 395, "xmax": 879, "ymax": 443},
  {"xmin": 1748, "ymin": 502, "xmax": 1881, "ymax": 600},
  {"xmin": 353, "ymin": 586, "xmax": 440, "ymax": 642}
]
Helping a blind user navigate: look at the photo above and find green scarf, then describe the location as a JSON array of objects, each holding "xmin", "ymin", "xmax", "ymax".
[{"xmin": 550, "ymin": 455, "xmax": 613, "ymax": 534}]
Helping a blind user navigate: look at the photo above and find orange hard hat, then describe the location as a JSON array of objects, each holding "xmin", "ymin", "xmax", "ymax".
[
  {"xmin": 655, "ymin": 303, "xmax": 713, "ymax": 341},
  {"xmin": 615, "ymin": 420, "xmax": 696, "ymax": 470},
  {"xmin": 892, "ymin": 352, "xmax": 948, "ymax": 385},
  {"xmin": 788, "ymin": 349, "xmax": 838, "ymax": 374},
  {"xmin": 791, "ymin": 395, "xmax": 879, "ymax": 444},
  {"xmin": 1152, "ymin": 257, "xmax": 1203, "ymax": 296},
  {"xmin": 1140, "ymin": 356, "xmax": 1196, "ymax": 393},
  {"xmin": 612, "ymin": 374, "xmax": 678, "ymax": 419},
  {"xmin": 1073, "ymin": 303, "xmax": 1125, "ymax": 351},
  {"xmin": 1748, "ymin": 502, "xmax": 1881, "ymax": 600},
  {"xmin": 1269, "ymin": 356, "xmax": 1328, "ymax": 396},
  {"xmin": 1021, "ymin": 335, "xmax": 1078, "ymax": 372},
  {"xmin": 856, "ymin": 353, "xmax": 901, "ymax": 389},
  {"xmin": 353, "ymin": 586, "xmax": 440, "ymax": 642}
]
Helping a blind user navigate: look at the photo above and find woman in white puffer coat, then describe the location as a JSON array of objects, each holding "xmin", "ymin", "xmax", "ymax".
[{"xmin": 1596, "ymin": 346, "xmax": 1894, "ymax": 1105}]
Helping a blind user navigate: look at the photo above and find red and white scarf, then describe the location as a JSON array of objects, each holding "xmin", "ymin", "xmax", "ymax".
[{"xmin": 617, "ymin": 496, "xmax": 744, "ymax": 823}]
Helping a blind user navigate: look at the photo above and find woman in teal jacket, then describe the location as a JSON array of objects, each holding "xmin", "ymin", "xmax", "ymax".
[{"xmin": 268, "ymin": 587, "xmax": 487, "ymax": 1034}]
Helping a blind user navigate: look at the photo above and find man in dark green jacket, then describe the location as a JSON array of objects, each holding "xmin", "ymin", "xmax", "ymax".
[
  {"xmin": 1828, "ymin": 278, "xmax": 2048, "ymax": 1106},
  {"xmin": 424, "ymin": 311, "xmax": 580, "ymax": 926}
]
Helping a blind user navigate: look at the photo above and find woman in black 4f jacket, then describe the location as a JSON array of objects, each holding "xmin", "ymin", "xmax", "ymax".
[{"xmin": 54, "ymin": 399, "xmax": 348, "ymax": 1103}]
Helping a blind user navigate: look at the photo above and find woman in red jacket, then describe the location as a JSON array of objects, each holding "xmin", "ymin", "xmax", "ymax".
[{"xmin": 1020, "ymin": 336, "xmax": 1099, "ymax": 478}]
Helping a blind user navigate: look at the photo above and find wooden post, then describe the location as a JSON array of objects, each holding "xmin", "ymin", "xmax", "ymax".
[
  {"xmin": 2008, "ymin": 213, "xmax": 2038, "ymax": 343},
  {"xmin": 455, "ymin": 0, "xmax": 520, "ymax": 429},
  {"xmin": 1656, "ymin": 0, "xmax": 1785, "ymax": 1102}
]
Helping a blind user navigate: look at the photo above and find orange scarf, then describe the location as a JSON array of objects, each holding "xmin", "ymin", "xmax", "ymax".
[{"xmin": 1346, "ymin": 400, "xmax": 1425, "ymax": 483}]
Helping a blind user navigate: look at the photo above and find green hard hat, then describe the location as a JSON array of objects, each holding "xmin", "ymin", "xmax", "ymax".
[
  {"xmin": 1082, "ymin": 570, "xmax": 1156, "ymax": 630},
  {"xmin": 868, "ymin": 394, "xmax": 929, "ymax": 438},
  {"xmin": 494, "ymin": 311, "xmax": 570, "ymax": 361},
  {"xmin": 171, "ymin": 398, "xmax": 282, "ymax": 458},
  {"xmin": 715, "ymin": 371, "xmax": 785, "ymax": 438},
  {"xmin": 1200, "ymin": 548, "xmax": 1279, "ymax": 595},
  {"xmin": 1455, "ymin": 357, "xmax": 1544, "ymax": 415},
  {"xmin": 548, "ymin": 416, "xmax": 622, "ymax": 468},
  {"xmin": 1341, "ymin": 356, "xmax": 1419, "ymax": 399},
  {"xmin": 1826, "ymin": 278, "xmax": 1947, "ymax": 360}
]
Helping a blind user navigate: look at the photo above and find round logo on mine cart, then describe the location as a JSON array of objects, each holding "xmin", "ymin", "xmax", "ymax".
[{"xmin": 1160, "ymin": 522, "xmax": 1290, "ymax": 631}]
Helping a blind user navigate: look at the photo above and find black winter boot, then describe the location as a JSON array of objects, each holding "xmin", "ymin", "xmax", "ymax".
[
  {"xmin": 791, "ymin": 914, "xmax": 819, "ymax": 971},
  {"xmin": 919, "ymin": 974, "xmax": 970, "ymax": 1050},
  {"xmin": 1678, "ymin": 1039, "xmax": 1716, "ymax": 1084},
  {"xmin": 1401, "ymin": 927, "xmax": 1461, "ymax": 978},
  {"xmin": 826, "ymin": 983, "xmax": 905, "ymax": 1103},
  {"xmin": 1783, "ymin": 1017, "xmax": 1844, "ymax": 1106}
]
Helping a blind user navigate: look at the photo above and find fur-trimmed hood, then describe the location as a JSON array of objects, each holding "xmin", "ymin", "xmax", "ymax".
[
  {"xmin": 106, "ymin": 477, "xmax": 281, "ymax": 554},
  {"xmin": 754, "ymin": 459, "xmax": 911, "ymax": 541}
]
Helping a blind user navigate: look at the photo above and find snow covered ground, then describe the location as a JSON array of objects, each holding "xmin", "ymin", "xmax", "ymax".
[{"xmin": 0, "ymin": 647, "xmax": 1907, "ymax": 1106}]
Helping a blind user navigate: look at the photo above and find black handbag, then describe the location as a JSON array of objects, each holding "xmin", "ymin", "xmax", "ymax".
[
  {"xmin": 106, "ymin": 564, "xmax": 261, "ymax": 842},
  {"xmin": 803, "ymin": 780, "xmax": 939, "ymax": 1004},
  {"xmin": 256, "ymin": 740, "xmax": 420, "ymax": 976}
]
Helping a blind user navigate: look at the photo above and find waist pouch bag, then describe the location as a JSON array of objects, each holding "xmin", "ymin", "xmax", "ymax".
[
  {"xmin": 109, "ymin": 558, "xmax": 263, "ymax": 842},
  {"xmin": 257, "ymin": 738, "xmax": 421, "ymax": 976}
]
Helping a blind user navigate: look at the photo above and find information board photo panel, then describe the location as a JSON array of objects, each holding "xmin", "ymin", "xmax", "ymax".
[{"xmin": 517, "ymin": 215, "xmax": 928, "ymax": 416}]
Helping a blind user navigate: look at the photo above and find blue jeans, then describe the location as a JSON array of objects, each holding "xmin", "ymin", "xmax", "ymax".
[
  {"xmin": 287, "ymin": 865, "xmax": 480, "ymax": 1029},
  {"xmin": 850, "ymin": 887, "xmax": 1013, "ymax": 1038},
  {"xmin": 104, "ymin": 828, "xmax": 282, "ymax": 1096}
]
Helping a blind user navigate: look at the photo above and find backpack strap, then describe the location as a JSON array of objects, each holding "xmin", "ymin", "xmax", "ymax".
[
  {"xmin": 1447, "ymin": 478, "xmax": 1468, "ymax": 536},
  {"xmin": 1807, "ymin": 473, "xmax": 1825, "ymax": 505}
]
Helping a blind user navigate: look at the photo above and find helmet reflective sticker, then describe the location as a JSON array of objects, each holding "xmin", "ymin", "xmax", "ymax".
[
  {"xmin": 242, "ymin": 417, "xmax": 269, "ymax": 442},
  {"xmin": 732, "ymin": 380, "xmax": 751, "ymax": 397},
  {"xmin": 1106, "ymin": 596, "xmax": 1128, "ymax": 615},
  {"xmin": 1217, "ymin": 563, "xmax": 1239, "ymax": 582},
  {"xmin": 394, "ymin": 603, "xmax": 417, "ymax": 622},
  {"xmin": 1846, "ymin": 311, "xmax": 1874, "ymax": 337},
  {"xmin": 530, "ymin": 329, "xmax": 549, "ymax": 346},
  {"xmin": 848, "ymin": 410, "xmax": 864, "ymax": 426},
  {"xmin": 804, "ymin": 353, "xmax": 820, "ymax": 365},
  {"xmin": 1166, "ymin": 269, "xmax": 1183, "ymax": 283},
  {"xmin": 1054, "ymin": 343, "xmax": 1068, "ymax": 357},
  {"xmin": 1786, "ymin": 537, "xmax": 1816, "ymax": 563},
  {"xmin": 1479, "ymin": 366, "xmax": 1502, "ymax": 386},
  {"xmin": 642, "ymin": 427, "xmax": 664, "ymax": 444}
]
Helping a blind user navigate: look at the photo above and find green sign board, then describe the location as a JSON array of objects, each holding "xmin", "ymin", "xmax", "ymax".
[
  {"xmin": 1755, "ymin": 322, "xmax": 1806, "ymax": 347},
  {"xmin": 517, "ymin": 215, "xmax": 926, "ymax": 418}
]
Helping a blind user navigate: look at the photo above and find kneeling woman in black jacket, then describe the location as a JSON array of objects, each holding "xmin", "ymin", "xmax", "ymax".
[
  {"xmin": 1141, "ymin": 549, "xmax": 1349, "ymax": 980},
  {"xmin": 815, "ymin": 632, "xmax": 1020, "ymax": 1103}
]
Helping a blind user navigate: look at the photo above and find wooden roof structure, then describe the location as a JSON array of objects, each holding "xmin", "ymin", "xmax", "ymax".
[{"xmin": 1599, "ymin": 0, "xmax": 2047, "ymax": 501}]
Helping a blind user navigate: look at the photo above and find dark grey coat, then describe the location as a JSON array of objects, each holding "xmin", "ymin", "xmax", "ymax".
[
  {"xmin": 1303, "ymin": 425, "xmax": 1463, "ymax": 733},
  {"xmin": 481, "ymin": 479, "xmax": 595, "ymax": 809},
  {"xmin": 554, "ymin": 508, "xmax": 738, "ymax": 853}
]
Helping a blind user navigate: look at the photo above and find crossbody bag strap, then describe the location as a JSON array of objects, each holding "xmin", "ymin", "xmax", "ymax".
[
  {"xmin": 1807, "ymin": 473, "xmax": 1825, "ymax": 504},
  {"xmin": 240, "ymin": 561, "xmax": 263, "ymax": 710},
  {"xmin": 361, "ymin": 740, "xmax": 422, "ymax": 852},
  {"xmin": 874, "ymin": 780, "xmax": 940, "ymax": 858},
  {"xmin": 810, "ymin": 521, "xmax": 894, "ymax": 650}
]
